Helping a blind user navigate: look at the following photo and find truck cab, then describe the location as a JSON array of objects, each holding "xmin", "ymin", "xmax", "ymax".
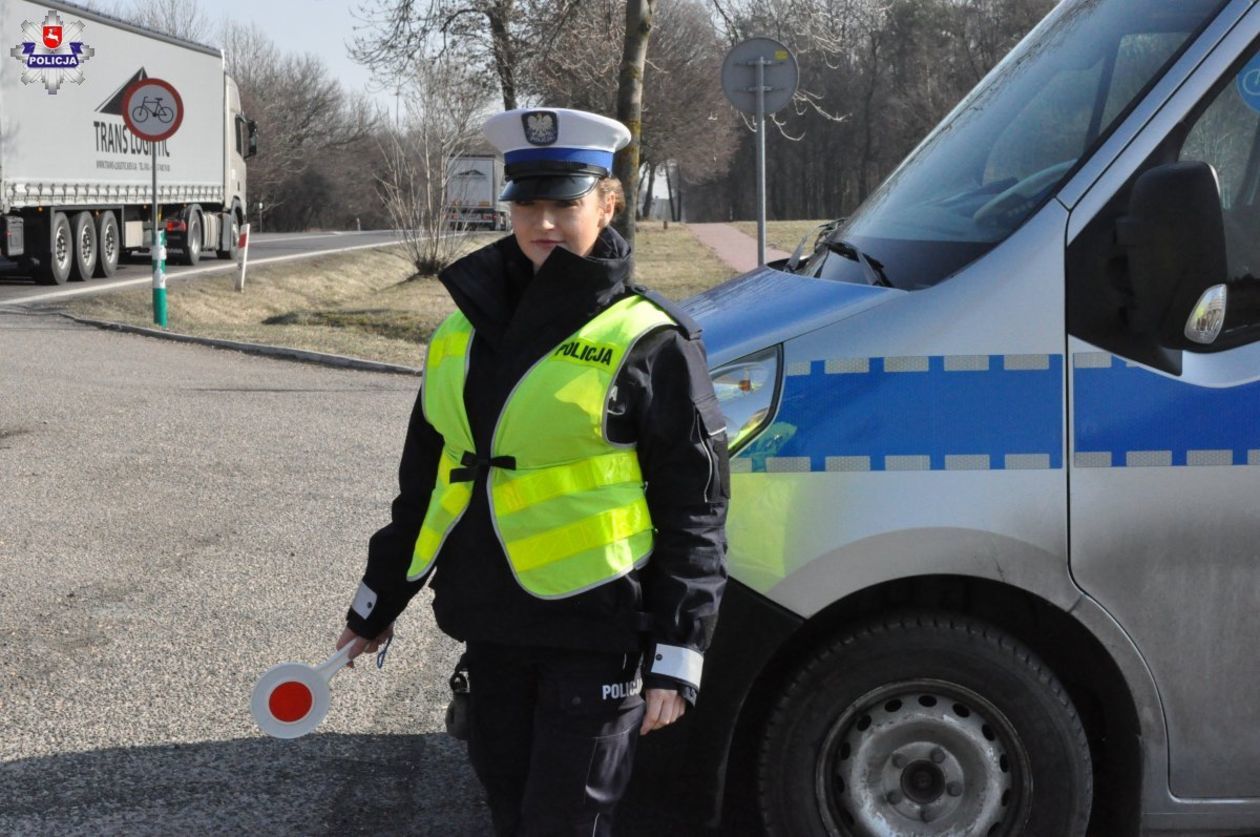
[{"xmin": 663, "ymin": 0, "xmax": 1260, "ymax": 833}]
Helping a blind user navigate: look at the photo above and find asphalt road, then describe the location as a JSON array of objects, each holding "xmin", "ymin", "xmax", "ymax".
[
  {"xmin": 0, "ymin": 230, "xmax": 406, "ymax": 307},
  {"xmin": 0, "ymin": 308, "xmax": 490, "ymax": 835}
]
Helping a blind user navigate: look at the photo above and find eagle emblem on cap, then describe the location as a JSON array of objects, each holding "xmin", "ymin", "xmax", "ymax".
[{"xmin": 522, "ymin": 111, "xmax": 558, "ymax": 146}]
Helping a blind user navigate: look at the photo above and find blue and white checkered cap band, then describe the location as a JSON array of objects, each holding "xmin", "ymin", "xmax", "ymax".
[
  {"xmin": 503, "ymin": 147, "xmax": 615, "ymax": 169},
  {"xmin": 484, "ymin": 107, "xmax": 630, "ymax": 167}
]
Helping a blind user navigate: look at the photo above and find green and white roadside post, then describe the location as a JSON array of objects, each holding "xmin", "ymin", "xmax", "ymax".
[{"xmin": 122, "ymin": 78, "xmax": 184, "ymax": 328}]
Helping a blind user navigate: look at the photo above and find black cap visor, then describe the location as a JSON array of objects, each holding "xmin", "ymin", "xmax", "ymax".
[{"xmin": 501, "ymin": 173, "xmax": 599, "ymax": 202}]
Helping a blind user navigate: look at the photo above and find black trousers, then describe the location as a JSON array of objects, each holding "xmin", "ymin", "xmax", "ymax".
[{"xmin": 464, "ymin": 641, "xmax": 646, "ymax": 837}]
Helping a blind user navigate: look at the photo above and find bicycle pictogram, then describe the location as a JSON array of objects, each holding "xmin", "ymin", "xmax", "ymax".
[{"xmin": 131, "ymin": 95, "xmax": 174, "ymax": 125}]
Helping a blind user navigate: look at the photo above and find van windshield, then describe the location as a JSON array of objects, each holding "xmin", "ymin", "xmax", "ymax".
[{"xmin": 798, "ymin": 0, "xmax": 1230, "ymax": 290}]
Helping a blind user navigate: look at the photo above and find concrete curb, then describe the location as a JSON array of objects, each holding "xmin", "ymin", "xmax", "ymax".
[{"xmin": 59, "ymin": 312, "xmax": 422, "ymax": 377}]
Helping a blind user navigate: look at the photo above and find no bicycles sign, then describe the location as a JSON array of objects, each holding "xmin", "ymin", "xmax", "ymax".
[{"xmin": 122, "ymin": 77, "xmax": 183, "ymax": 143}]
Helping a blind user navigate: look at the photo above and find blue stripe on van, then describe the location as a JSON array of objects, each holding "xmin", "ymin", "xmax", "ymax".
[
  {"xmin": 736, "ymin": 354, "xmax": 1064, "ymax": 472},
  {"xmin": 1073, "ymin": 354, "xmax": 1260, "ymax": 467}
]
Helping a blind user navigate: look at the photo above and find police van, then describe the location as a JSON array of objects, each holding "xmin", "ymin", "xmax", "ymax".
[{"xmin": 653, "ymin": 0, "xmax": 1260, "ymax": 833}]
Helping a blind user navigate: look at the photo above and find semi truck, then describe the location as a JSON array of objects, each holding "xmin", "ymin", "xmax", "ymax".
[
  {"xmin": 0, "ymin": 0, "xmax": 256, "ymax": 285},
  {"xmin": 631, "ymin": 0, "xmax": 1260, "ymax": 834},
  {"xmin": 444, "ymin": 154, "xmax": 508, "ymax": 230}
]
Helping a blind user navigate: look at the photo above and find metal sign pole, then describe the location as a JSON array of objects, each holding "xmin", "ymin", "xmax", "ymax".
[
  {"xmin": 151, "ymin": 140, "xmax": 166, "ymax": 327},
  {"xmin": 721, "ymin": 38, "xmax": 798, "ymax": 269},
  {"xmin": 123, "ymin": 77, "xmax": 181, "ymax": 328},
  {"xmin": 755, "ymin": 57, "xmax": 767, "ymax": 267}
]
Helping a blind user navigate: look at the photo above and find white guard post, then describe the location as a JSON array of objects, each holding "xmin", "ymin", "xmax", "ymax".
[{"xmin": 235, "ymin": 223, "xmax": 251, "ymax": 292}]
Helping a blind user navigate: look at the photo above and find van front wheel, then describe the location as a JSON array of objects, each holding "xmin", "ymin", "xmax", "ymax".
[{"xmin": 758, "ymin": 613, "xmax": 1092, "ymax": 837}]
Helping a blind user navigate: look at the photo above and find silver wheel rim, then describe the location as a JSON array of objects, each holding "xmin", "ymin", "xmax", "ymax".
[
  {"xmin": 817, "ymin": 679, "xmax": 1031, "ymax": 837},
  {"xmin": 189, "ymin": 222, "xmax": 200, "ymax": 258},
  {"xmin": 78, "ymin": 222, "xmax": 94, "ymax": 266},
  {"xmin": 55, "ymin": 221, "xmax": 70, "ymax": 270},
  {"xmin": 102, "ymin": 220, "xmax": 117, "ymax": 266}
]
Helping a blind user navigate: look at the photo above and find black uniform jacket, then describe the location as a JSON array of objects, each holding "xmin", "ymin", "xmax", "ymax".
[{"xmin": 346, "ymin": 227, "xmax": 729, "ymax": 699}]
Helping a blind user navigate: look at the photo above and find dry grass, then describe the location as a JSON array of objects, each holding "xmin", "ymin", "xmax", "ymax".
[
  {"xmin": 634, "ymin": 222, "xmax": 737, "ymax": 300},
  {"xmin": 729, "ymin": 219, "xmax": 834, "ymax": 254},
  {"xmin": 59, "ymin": 225, "xmax": 737, "ymax": 369}
]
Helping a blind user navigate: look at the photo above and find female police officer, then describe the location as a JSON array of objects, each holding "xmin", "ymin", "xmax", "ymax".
[{"xmin": 335, "ymin": 107, "xmax": 729, "ymax": 835}]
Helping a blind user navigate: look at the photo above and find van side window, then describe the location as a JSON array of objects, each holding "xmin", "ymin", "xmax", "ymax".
[
  {"xmin": 1181, "ymin": 50, "xmax": 1260, "ymax": 285},
  {"xmin": 1068, "ymin": 41, "xmax": 1260, "ymax": 366}
]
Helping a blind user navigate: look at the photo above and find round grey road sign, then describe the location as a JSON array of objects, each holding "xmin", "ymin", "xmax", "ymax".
[{"xmin": 721, "ymin": 37, "xmax": 799, "ymax": 115}]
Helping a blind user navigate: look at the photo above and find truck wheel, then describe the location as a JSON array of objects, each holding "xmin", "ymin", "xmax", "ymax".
[
  {"xmin": 35, "ymin": 212, "xmax": 73, "ymax": 285},
  {"xmin": 69, "ymin": 212, "xmax": 98, "ymax": 281},
  {"xmin": 94, "ymin": 211, "xmax": 119, "ymax": 278},
  {"xmin": 181, "ymin": 214, "xmax": 201, "ymax": 266},
  {"xmin": 216, "ymin": 213, "xmax": 239, "ymax": 260},
  {"xmin": 758, "ymin": 613, "xmax": 1092, "ymax": 837}
]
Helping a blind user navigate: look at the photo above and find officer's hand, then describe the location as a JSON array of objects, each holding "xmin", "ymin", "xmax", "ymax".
[
  {"xmin": 640, "ymin": 688, "xmax": 685, "ymax": 735},
  {"xmin": 336, "ymin": 623, "xmax": 393, "ymax": 668}
]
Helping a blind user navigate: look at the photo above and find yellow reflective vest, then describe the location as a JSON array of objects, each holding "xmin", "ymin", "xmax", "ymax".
[{"xmin": 408, "ymin": 294, "xmax": 677, "ymax": 598}]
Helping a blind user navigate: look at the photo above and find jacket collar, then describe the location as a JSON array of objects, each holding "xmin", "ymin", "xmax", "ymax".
[{"xmin": 439, "ymin": 227, "xmax": 634, "ymax": 350}]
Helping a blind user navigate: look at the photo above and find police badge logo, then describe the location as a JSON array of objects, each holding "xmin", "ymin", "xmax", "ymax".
[
  {"xmin": 522, "ymin": 111, "xmax": 558, "ymax": 146},
  {"xmin": 10, "ymin": 11, "xmax": 95, "ymax": 95}
]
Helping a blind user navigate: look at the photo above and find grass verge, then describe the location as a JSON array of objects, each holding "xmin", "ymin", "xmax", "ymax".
[
  {"xmin": 729, "ymin": 220, "xmax": 833, "ymax": 254},
  {"xmin": 58, "ymin": 225, "xmax": 737, "ymax": 369}
]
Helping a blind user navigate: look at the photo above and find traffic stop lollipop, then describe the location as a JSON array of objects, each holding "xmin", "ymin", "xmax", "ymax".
[{"xmin": 251, "ymin": 644, "xmax": 354, "ymax": 739}]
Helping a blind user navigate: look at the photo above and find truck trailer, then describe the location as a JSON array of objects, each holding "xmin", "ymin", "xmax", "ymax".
[
  {"xmin": 1, "ymin": 0, "xmax": 255, "ymax": 285},
  {"xmin": 444, "ymin": 154, "xmax": 508, "ymax": 231}
]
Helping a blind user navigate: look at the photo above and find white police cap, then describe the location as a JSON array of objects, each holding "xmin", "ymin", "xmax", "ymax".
[{"xmin": 483, "ymin": 107, "xmax": 631, "ymax": 201}]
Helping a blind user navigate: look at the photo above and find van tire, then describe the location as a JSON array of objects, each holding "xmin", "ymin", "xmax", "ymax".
[{"xmin": 757, "ymin": 613, "xmax": 1092, "ymax": 837}]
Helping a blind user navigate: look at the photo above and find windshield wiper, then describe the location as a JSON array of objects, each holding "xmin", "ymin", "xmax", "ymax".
[
  {"xmin": 787, "ymin": 220, "xmax": 840, "ymax": 273},
  {"xmin": 827, "ymin": 239, "xmax": 893, "ymax": 287}
]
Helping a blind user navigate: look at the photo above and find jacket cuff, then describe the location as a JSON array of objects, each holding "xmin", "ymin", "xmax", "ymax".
[
  {"xmin": 647, "ymin": 643, "xmax": 704, "ymax": 692},
  {"xmin": 344, "ymin": 581, "xmax": 398, "ymax": 639}
]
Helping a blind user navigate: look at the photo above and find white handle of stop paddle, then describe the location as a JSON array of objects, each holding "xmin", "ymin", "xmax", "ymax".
[{"xmin": 318, "ymin": 643, "xmax": 355, "ymax": 682}]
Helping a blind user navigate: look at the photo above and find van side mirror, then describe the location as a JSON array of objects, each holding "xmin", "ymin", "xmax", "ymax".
[
  {"xmin": 246, "ymin": 120, "xmax": 258, "ymax": 159},
  {"xmin": 1116, "ymin": 161, "xmax": 1228, "ymax": 348}
]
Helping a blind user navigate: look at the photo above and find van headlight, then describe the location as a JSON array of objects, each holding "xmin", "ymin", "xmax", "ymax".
[{"xmin": 710, "ymin": 347, "xmax": 780, "ymax": 451}]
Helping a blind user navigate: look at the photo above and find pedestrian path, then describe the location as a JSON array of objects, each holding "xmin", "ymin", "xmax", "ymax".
[{"xmin": 687, "ymin": 223, "xmax": 792, "ymax": 274}]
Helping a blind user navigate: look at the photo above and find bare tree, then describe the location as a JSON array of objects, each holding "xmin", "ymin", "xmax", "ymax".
[
  {"xmin": 221, "ymin": 22, "xmax": 380, "ymax": 227},
  {"xmin": 526, "ymin": 0, "xmax": 739, "ymax": 218},
  {"xmin": 377, "ymin": 56, "xmax": 488, "ymax": 275},
  {"xmin": 109, "ymin": 0, "xmax": 214, "ymax": 42},
  {"xmin": 690, "ymin": 0, "xmax": 1055, "ymax": 221},
  {"xmin": 612, "ymin": 0, "xmax": 655, "ymax": 249}
]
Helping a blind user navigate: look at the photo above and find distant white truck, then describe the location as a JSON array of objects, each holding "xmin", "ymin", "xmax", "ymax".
[
  {"xmin": 444, "ymin": 154, "xmax": 508, "ymax": 231},
  {"xmin": 0, "ymin": 0, "xmax": 256, "ymax": 285}
]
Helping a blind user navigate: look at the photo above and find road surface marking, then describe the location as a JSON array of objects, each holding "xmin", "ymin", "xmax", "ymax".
[{"xmin": 1, "ymin": 239, "xmax": 402, "ymax": 306}]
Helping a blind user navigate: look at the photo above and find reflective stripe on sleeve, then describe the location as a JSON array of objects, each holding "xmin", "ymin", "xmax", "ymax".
[
  {"xmin": 650, "ymin": 644, "xmax": 704, "ymax": 689},
  {"xmin": 351, "ymin": 582, "xmax": 377, "ymax": 620}
]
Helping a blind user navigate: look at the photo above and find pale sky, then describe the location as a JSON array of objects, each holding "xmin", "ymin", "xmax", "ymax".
[{"xmin": 210, "ymin": 0, "xmax": 394, "ymax": 114}]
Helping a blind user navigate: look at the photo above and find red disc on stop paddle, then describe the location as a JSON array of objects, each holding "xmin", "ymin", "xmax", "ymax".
[
  {"xmin": 252, "ymin": 644, "xmax": 353, "ymax": 738},
  {"xmin": 269, "ymin": 680, "xmax": 314, "ymax": 722}
]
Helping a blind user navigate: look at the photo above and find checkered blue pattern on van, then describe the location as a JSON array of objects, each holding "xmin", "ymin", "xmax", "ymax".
[
  {"xmin": 1073, "ymin": 352, "xmax": 1260, "ymax": 468},
  {"xmin": 733, "ymin": 354, "xmax": 1064, "ymax": 473}
]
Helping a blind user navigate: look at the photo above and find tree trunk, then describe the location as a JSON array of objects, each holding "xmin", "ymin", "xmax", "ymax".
[
  {"xmin": 641, "ymin": 162, "xmax": 656, "ymax": 218},
  {"xmin": 612, "ymin": 0, "xmax": 655, "ymax": 253},
  {"xmin": 487, "ymin": 1, "xmax": 517, "ymax": 110},
  {"xmin": 665, "ymin": 160, "xmax": 676, "ymax": 222},
  {"xmin": 858, "ymin": 32, "xmax": 881, "ymax": 203}
]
